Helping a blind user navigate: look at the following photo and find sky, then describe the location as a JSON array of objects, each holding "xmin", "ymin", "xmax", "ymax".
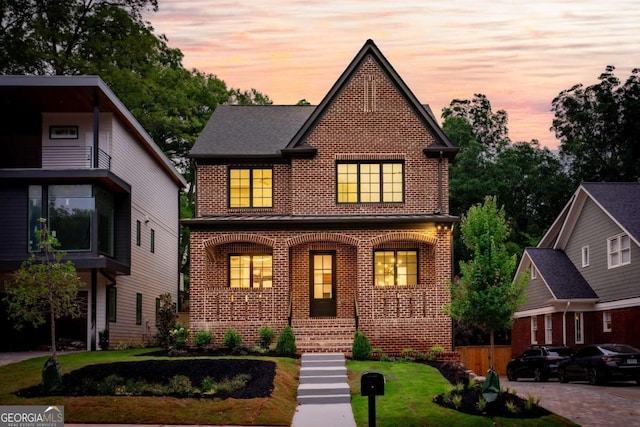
[{"xmin": 144, "ymin": 0, "xmax": 640, "ymax": 149}]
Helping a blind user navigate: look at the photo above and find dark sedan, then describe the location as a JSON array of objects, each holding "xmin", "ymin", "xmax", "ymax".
[
  {"xmin": 507, "ymin": 345, "xmax": 574, "ymax": 382},
  {"xmin": 558, "ymin": 344, "xmax": 640, "ymax": 385}
]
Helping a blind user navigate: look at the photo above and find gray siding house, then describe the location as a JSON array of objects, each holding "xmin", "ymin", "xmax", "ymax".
[
  {"xmin": 0, "ymin": 76, "xmax": 186, "ymax": 351},
  {"xmin": 511, "ymin": 182, "xmax": 640, "ymax": 355}
]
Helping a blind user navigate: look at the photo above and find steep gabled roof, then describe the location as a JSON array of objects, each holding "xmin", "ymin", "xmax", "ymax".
[
  {"xmin": 285, "ymin": 39, "xmax": 457, "ymax": 159},
  {"xmin": 525, "ymin": 248, "xmax": 598, "ymax": 300},
  {"xmin": 582, "ymin": 182, "xmax": 640, "ymax": 245},
  {"xmin": 190, "ymin": 40, "xmax": 458, "ymax": 161},
  {"xmin": 190, "ymin": 105, "xmax": 315, "ymax": 159},
  {"xmin": 543, "ymin": 182, "xmax": 640, "ymax": 249}
]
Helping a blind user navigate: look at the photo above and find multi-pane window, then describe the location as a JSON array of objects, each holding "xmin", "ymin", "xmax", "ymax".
[
  {"xmin": 608, "ymin": 234, "xmax": 630, "ymax": 268},
  {"xmin": 374, "ymin": 250, "xmax": 417, "ymax": 286},
  {"xmin": 229, "ymin": 168, "xmax": 273, "ymax": 208},
  {"xmin": 544, "ymin": 314, "xmax": 553, "ymax": 344},
  {"xmin": 337, "ymin": 162, "xmax": 403, "ymax": 203},
  {"xmin": 603, "ymin": 310, "xmax": 612, "ymax": 332},
  {"xmin": 136, "ymin": 293, "xmax": 142, "ymax": 325},
  {"xmin": 312, "ymin": 253, "xmax": 333, "ymax": 299},
  {"xmin": 229, "ymin": 254, "xmax": 273, "ymax": 288},
  {"xmin": 531, "ymin": 265, "xmax": 537, "ymax": 279},
  {"xmin": 107, "ymin": 286, "xmax": 117, "ymax": 322},
  {"xmin": 574, "ymin": 312, "xmax": 584, "ymax": 344},
  {"xmin": 48, "ymin": 184, "xmax": 94, "ymax": 251},
  {"xmin": 531, "ymin": 316, "xmax": 538, "ymax": 344}
]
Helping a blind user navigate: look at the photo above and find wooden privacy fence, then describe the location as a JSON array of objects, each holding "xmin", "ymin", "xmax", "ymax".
[{"xmin": 456, "ymin": 345, "xmax": 512, "ymax": 377}]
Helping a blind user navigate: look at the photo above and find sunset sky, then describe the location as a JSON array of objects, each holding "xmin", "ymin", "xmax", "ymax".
[{"xmin": 145, "ymin": 0, "xmax": 640, "ymax": 149}]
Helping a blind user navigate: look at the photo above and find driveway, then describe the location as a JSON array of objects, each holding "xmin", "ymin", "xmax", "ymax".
[{"xmin": 504, "ymin": 376, "xmax": 640, "ymax": 427}]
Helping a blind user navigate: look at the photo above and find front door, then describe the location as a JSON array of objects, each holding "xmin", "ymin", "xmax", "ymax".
[{"xmin": 310, "ymin": 252, "xmax": 336, "ymax": 317}]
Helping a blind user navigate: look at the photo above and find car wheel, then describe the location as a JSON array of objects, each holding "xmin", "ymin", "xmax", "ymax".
[
  {"xmin": 588, "ymin": 367, "xmax": 603, "ymax": 385},
  {"xmin": 559, "ymin": 368, "xmax": 568, "ymax": 383},
  {"xmin": 507, "ymin": 367, "xmax": 517, "ymax": 381}
]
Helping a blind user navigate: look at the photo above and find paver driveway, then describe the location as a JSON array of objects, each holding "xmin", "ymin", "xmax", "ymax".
[{"xmin": 505, "ymin": 377, "xmax": 640, "ymax": 427}]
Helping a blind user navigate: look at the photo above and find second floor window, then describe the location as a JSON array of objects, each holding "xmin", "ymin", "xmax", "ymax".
[
  {"xmin": 374, "ymin": 250, "xmax": 417, "ymax": 286},
  {"xmin": 337, "ymin": 162, "xmax": 403, "ymax": 203},
  {"xmin": 229, "ymin": 168, "xmax": 273, "ymax": 208},
  {"xmin": 608, "ymin": 233, "xmax": 630, "ymax": 268},
  {"xmin": 229, "ymin": 254, "xmax": 273, "ymax": 288}
]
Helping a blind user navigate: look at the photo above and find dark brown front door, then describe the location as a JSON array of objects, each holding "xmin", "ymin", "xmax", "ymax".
[{"xmin": 310, "ymin": 252, "xmax": 336, "ymax": 317}]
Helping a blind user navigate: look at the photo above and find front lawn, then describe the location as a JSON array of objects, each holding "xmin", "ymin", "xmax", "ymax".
[
  {"xmin": 347, "ymin": 360, "xmax": 579, "ymax": 427},
  {"xmin": 0, "ymin": 349, "xmax": 298, "ymax": 426}
]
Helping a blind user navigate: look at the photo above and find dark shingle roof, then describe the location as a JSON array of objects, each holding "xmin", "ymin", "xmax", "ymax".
[
  {"xmin": 526, "ymin": 248, "xmax": 598, "ymax": 300},
  {"xmin": 190, "ymin": 105, "xmax": 315, "ymax": 157},
  {"xmin": 582, "ymin": 182, "xmax": 640, "ymax": 241}
]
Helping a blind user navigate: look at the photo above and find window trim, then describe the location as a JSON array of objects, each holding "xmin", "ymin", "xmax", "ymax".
[
  {"xmin": 531, "ymin": 265, "xmax": 537, "ymax": 279},
  {"xmin": 336, "ymin": 160, "xmax": 405, "ymax": 204},
  {"xmin": 544, "ymin": 314, "xmax": 553, "ymax": 344},
  {"xmin": 530, "ymin": 316, "xmax": 538, "ymax": 344},
  {"xmin": 582, "ymin": 245, "xmax": 590, "ymax": 267},
  {"xmin": 228, "ymin": 167, "xmax": 273, "ymax": 208},
  {"xmin": 603, "ymin": 310, "xmax": 612, "ymax": 332},
  {"xmin": 574, "ymin": 312, "xmax": 584, "ymax": 344},
  {"xmin": 373, "ymin": 249, "xmax": 418, "ymax": 287},
  {"xmin": 608, "ymin": 233, "xmax": 631, "ymax": 269}
]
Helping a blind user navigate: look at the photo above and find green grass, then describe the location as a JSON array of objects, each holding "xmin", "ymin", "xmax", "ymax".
[
  {"xmin": 0, "ymin": 349, "xmax": 298, "ymax": 426},
  {"xmin": 347, "ymin": 360, "xmax": 579, "ymax": 427}
]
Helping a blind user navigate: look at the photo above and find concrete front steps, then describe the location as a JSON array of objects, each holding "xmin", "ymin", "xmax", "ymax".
[
  {"xmin": 297, "ymin": 353, "xmax": 351, "ymax": 404},
  {"xmin": 292, "ymin": 318, "xmax": 355, "ymax": 353}
]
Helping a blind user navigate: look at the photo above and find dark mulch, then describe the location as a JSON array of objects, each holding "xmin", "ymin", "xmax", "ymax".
[
  {"xmin": 431, "ymin": 361, "xmax": 551, "ymax": 419},
  {"xmin": 16, "ymin": 359, "xmax": 276, "ymax": 399}
]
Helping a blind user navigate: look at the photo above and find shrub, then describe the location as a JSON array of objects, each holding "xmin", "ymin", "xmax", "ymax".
[
  {"xmin": 169, "ymin": 323, "xmax": 188, "ymax": 350},
  {"xmin": 155, "ymin": 293, "xmax": 178, "ymax": 349},
  {"xmin": 193, "ymin": 329, "xmax": 214, "ymax": 348},
  {"xmin": 168, "ymin": 375, "xmax": 193, "ymax": 396},
  {"xmin": 352, "ymin": 332, "xmax": 372, "ymax": 360},
  {"xmin": 258, "ymin": 326, "xmax": 275, "ymax": 349},
  {"xmin": 98, "ymin": 330, "xmax": 109, "ymax": 350},
  {"xmin": 275, "ymin": 326, "xmax": 296, "ymax": 355},
  {"xmin": 97, "ymin": 374, "xmax": 124, "ymax": 394},
  {"xmin": 222, "ymin": 328, "xmax": 243, "ymax": 349}
]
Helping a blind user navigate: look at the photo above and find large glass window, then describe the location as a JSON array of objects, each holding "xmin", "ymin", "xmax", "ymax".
[
  {"xmin": 545, "ymin": 314, "xmax": 553, "ymax": 344},
  {"xmin": 374, "ymin": 250, "xmax": 417, "ymax": 286},
  {"xmin": 96, "ymin": 187, "xmax": 114, "ymax": 257},
  {"xmin": 48, "ymin": 185, "xmax": 94, "ymax": 251},
  {"xmin": 229, "ymin": 254, "xmax": 273, "ymax": 288},
  {"xmin": 574, "ymin": 312, "xmax": 584, "ymax": 344},
  {"xmin": 28, "ymin": 185, "xmax": 43, "ymax": 252},
  {"xmin": 229, "ymin": 168, "xmax": 273, "ymax": 208},
  {"xmin": 337, "ymin": 161, "xmax": 403, "ymax": 203},
  {"xmin": 608, "ymin": 234, "xmax": 630, "ymax": 268},
  {"xmin": 312, "ymin": 253, "xmax": 334, "ymax": 299},
  {"xmin": 531, "ymin": 316, "xmax": 538, "ymax": 344}
]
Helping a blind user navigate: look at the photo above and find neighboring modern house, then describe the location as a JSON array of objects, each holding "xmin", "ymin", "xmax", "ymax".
[
  {"xmin": 512, "ymin": 182, "xmax": 640, "ymax": 356},
  {"xmin": 0, "ymin": 76, "xmax": 186, "ymax": 351},
  {"xmin": 184, "ymin": 40, "xmax": 459, "ymax": 353}
]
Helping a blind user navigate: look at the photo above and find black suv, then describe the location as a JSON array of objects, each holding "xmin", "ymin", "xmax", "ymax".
[{"xmin": 507, "ymin": 345, "xmax": 574, "ymax": 382}]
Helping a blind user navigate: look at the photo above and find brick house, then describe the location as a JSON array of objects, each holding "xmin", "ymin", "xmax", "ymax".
[
  {"xmin": 0, "ymin": 76, "xmax": 186, "ymax": 351},
  {"xmin": 184, "ymin": 40, "xmax": 459, "ymax": 353},
  {"xmin": 511, "ymin": 182, "xmax": 640, "ymax": 356}
]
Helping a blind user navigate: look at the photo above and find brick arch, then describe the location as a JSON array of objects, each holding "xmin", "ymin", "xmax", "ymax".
[
  {"xmin": 370, "ymin": 231, "xmax": 437, "ymax": 247},
  {"xmin": 203, "ymin": 234, "xmax": 276, "ymax": 262},
  {"xmin": 285, "ymin": 232, "xmax": 359, "ymax": 248}
]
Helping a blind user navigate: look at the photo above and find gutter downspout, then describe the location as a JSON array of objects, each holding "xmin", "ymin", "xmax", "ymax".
[{"xmin": 562, "ymin": 301, "xmax": 571, "ymax": 346}]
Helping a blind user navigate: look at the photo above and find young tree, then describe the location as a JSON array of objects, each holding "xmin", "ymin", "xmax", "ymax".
[
  {"xmin": 3, "ymin": 219, "xmax": 85, "ymax": 391},
  {"xmin": 445, "ymin": 197, "xmax": 528, "ymax": 370}
]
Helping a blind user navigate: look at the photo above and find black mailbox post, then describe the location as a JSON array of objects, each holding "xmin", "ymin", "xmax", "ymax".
[{"xmin": 361, "ymin": 372, "xmax": 384, "ymax": 427}]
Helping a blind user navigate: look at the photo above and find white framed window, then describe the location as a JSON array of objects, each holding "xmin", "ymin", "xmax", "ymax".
[
  {"xmin": 574, "ymin": 312, "xmax": 584, "ymax": 344},
  {"xmin": 544, "ymin": 314, "xmax": 553, "ymax": 344},
  {"xmin": 582, "ymin": 246, "xmax": 590, "ymax": 267},
  {"xmin": 603, "ymin": 310, "xmax": 612, "ymax": 332},
  {"xmin": 608, "ymin": 234, "xmax": 631, "ymax": 268},
  {"xmin": 530, "ymin": 316, "xmax": 538, "ymax": 344},
  {"xmin": 531, "ymin": 265, "xmax": 537, "ymax": 279}
]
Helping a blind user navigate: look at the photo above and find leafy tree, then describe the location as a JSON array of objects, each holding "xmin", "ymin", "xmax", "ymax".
[
  {"xmin": 155, "ymin": 292, "xmax": 178, "ymax": 349},
  {"xmin": 552, "ymin": 66, "xmax": 640, "ymax": 184},
  {"xmin": 3, "ymin": 219, "xmax": 85, "ymax": 391},
  {"xmin": 3, "ymin": 219, "xmax": 85, "ymax": 357},
  {"xmin": 445, "ymin": 197, "xmax": 528, "ymax": 368}
]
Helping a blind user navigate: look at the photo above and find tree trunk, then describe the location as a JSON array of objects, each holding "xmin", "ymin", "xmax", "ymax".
[{"xmin": 50, "ymin": 301, "xmax": 57, "ymax": 359}]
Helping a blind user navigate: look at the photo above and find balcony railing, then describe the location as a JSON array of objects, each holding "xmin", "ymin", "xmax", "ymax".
[{"xmin": 42, "ymin": 146, "xmax": 111, "ymax": 170}]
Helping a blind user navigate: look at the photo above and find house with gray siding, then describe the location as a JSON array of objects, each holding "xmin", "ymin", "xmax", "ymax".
[
  {"xmin": 511, "ymin": 182, "xmax": 640, "ymax": 355},
  {"xmin": 0, "ymin": 75, "xmax": 186, "ymax": 351}
]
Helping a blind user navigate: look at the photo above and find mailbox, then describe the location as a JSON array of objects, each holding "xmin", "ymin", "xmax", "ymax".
[{"xmin": 361, "ymin": 371, "xmax": 385, "ymax": 396}]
